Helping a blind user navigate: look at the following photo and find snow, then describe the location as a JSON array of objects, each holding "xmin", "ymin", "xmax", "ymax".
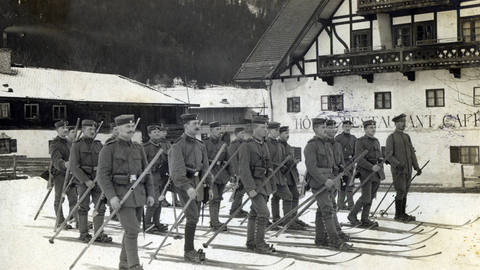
[{"xmin": 1, "ymin": 177, "xmax": 479, "ymax": 270}]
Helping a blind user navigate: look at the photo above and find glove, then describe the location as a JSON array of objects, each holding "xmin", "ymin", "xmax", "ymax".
[
  {"xmin": 372, "ymin": 165, "xmax": 380, "ymax": 172},
  {"xmin": 110, "ymin": 196, "xmax": 121, "ymax": 211},
  {"xmin": 416, "ymin": 169, "xmax": 422, "ymax": 176},
  {"xmin": 248, "ymin": 189, "xmax": 258, "ymax": 198},
  {"xmin": 64, "ymin": 161, "xmax": 70, "ymax": 169},
  {"xmin": 187, "ymin": 187, "xmax": 198, "ymax": 200},
  {"xmin": 147, "ymin": 196, "xmax": 155, "ymax": 207},
  {"xmin": 325, "ymin": 179, "xmax": 335, "ymax": 190},
  {"xmin": 396, "ymin": 164, "xmax": 405, "ymax": 171}
]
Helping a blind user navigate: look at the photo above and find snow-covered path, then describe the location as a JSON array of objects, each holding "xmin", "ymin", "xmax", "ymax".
[{"xmin": 0, "ymin": 177, "xmax": 478, "ymax": 270}]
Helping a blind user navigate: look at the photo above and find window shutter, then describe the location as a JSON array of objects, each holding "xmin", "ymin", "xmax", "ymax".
[{"xmin": 450, "ymin": 146, "xmax": 460, "ymax": 163}]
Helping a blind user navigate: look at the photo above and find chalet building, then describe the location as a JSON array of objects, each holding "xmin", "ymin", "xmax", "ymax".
[
  {"xmin": 0, "ymin": 49, "xmax": 192, "ymax": 157},
  {"xmin": 235, "ymin": 0, "xmax": 480, "ymax": 187}
]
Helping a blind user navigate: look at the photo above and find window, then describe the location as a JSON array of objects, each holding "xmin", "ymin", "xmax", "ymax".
[
  {"xmin": 474, "ymin": 87, "xmax": 480, "ymax": 106},
  {"xmin": 374, "ymin": 92, "xmax": 391, "ymax": 109},
  {"xmin": 287, "ymin": 97, "xmax": 300, "ymax": 112},
  {"xmin": 393, "ymin": 25, "xmax": 411, "ymax": 47},
  {"xmin": 451, "ymin": 146, "xmax": 479, "ymax": 164},
  {"xmin": 321, "ymin": 95, "xmax": 344, "ymax": 111},
  {"xmin": 393, "ymin": 21, "xmax": 435, "ymax": 47},
  {"xmin": 24, "ymin": 104, "xmax": 39, "ymax": 120},
  {"xmin": 426, "ymin": 89, "xmax": 444, "ymax": 107},
  {"xmin": 351, "ymin": 30, "xmax": 372, "ymax": 50},
  {"xmin": 415, "ymin": 22, "xmax": 435, "ymax": 44},
  {"xmin": 0, "ymin": 103, "xmax": 10, "ymax": 118},
  {"xmin": 462, "ymin": 18, "xmax": 480, "ymax": 42},
  {"xmin": 52, "ymin": 105, "xmax": 67, "ymax": 120}
]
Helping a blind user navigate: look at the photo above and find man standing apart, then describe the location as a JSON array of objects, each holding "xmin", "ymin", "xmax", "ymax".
[
  {"xmin": 169, "ymin": 114, "xmax": 213, "ymax": 262},
  {"xmin": 347, "ymin": 120, "xmax": 385, "ymax": 228},
  {"xmin": 70, "ymin": 119, "xmax": 112, "ymax": 243},
  {"xmin": 335, "ymin": 120, "xmax": 357, "ymax": 210},
  {"xmin": 143, "ymin": 125, "xmax": 171, "ymax": 233},
  {"xmin": 386, "ymin": 114, "xmax": 421, "ymax": 222},
  {"xmin": 238, "ymin": 116, "xmax": 277, "ymax": 254},
  {"xmin": 50, "ymin": 120, "xmax": 77, "ymax": 229},
  {"xmin": 228, "ymin": 127, "xmax": 249, "ymax": 217},
  {"xmin": 97, "ymin": 115, "xmax": 155, "ymax": 270},
  {"xmin": 304, "ymin": 118, "xmax": 352, "ymax": 250}
]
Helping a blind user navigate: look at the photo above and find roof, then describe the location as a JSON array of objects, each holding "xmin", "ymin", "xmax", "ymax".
[
  {"xmin": 234, "ymin": 0, "xmax": 344, "ymax": 82},
  {"xmin": 0, "ymin": 67, "xmax": 190, "ymax": 106},
  {"xmin": 161, "ymin": 86, "xmax": 269, "ymax": 110}
]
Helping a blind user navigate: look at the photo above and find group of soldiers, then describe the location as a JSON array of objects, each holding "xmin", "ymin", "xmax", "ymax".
[{"xmin": 49, "ymin": 111, "xmax": 421, "ymax": 269}]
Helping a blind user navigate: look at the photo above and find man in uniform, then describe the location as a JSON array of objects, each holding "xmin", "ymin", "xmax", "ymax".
[
  {"xmin": 228, "ymin": 127, "xmax": 249, "ymax": 217},
  {"xmin": 304, "ymin": 118, "xmax": 352, "ymax": 250},
  {"xmin": 347, "ymin": 120, "xmax": 385, "ymax": 228},
  {"xmin": 97, "ymin": 114, "xmax": 155, "ymax": 270},
  {"xmin": 267, "ymin": 122, "xmax": 303, "ymax": 230},
  {"xmin": 278, "ymin": 126, "xmax": 307, "ymax": 228},
  {"xmin": 70, "ymin": 119, "xmax": 112, "ymax": 243},
  {"xmin": 335, "ymin": 120, "xmax": 357, "ymax": 210},
  {"xmin": 238, "ymin": 116, "xmax": 277, "ymax": 254},
  {"xmin": 50, "ymin": 120, "xmax": 77, "ymax": 229},
  {"xmin": 386, "ymin": 114, "xmax": 421, "ymax": 222},
  {"xmin": 143, "ymin": 124, "xmax": 171, "ymax": 233},
  {"xmin": 105, "ymin": 122, "xmax": 119, "ymax": 144},
  {"xmin": 169, "ymin": 113, "xmax": 213, "ymax": 262}
]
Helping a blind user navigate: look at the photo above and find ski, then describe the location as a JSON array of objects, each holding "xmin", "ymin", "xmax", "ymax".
[
  {"xmin": 347, "ymin": 231, "xmax": 438, "ymax": 247},
  {"xmin": 47, "ymin": 236, "xmax": 159, "ymax": 250},
  {"xmin": 376, "ymin": 216, "xmax": 479, "ymax": 229},
  {"xmin": 340, "ymin": 222, "xmax": 431, "ymax": 234}
]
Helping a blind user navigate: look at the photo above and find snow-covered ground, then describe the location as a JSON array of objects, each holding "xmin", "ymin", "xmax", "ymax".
[{"xmin": 0, "ymin": 177, "xmax": 479, "ymax": 270}]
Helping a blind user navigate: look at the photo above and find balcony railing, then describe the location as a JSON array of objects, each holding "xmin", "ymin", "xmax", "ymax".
[
  {"xmin": 357, "ymin": 0, "xmax": 452, "ymax": 15},
  {"xmin": 317, "ymin": 41, "xmax": 480, "ymax": 77}
]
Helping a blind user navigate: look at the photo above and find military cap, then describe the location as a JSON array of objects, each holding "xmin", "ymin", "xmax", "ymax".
[
  {"xmin": 311, "ymin": 118, "xmax": 327, "ymax": 125},
  {"xmin": 81, "ymin": 119, "xmax": 97, "ymax": 128},
  {"xmin": 234, "ymin": 127, "xmax": 245, "ymax": 134},
  {"xmin": 54, "ymin": 120, "xmax": 69, "ymax": 128},
  {"xmin": 252, "ymin": 116, "xmax": 269, "ymax": 124},
  {"xmin": 326, "ymin": 119, "xmax": 337, "ymax": 127},
  {"xmin": 147, "ymin": 124, "xmax": 162, "ymax": 133},
  {"xmin": 115, "ymin": 114, "xmax": 135, "ymax": 126},
  {"xmin": 392, "ymin": 113, "xmax": 407, "ymax": 122},
  {"xmin": 342, "ymin": 120, "xmax": 353, "ymax": 125},
  {"xmin": 279, "ymin": 126, "xmax": 289, "ymax": 133},
  {"xmin": 267, "ymin": 121, "xmax": 281, "ymax": 129},
  {"xmin": 209, "ymin": 121, "xmax": 221, "ymax": 128},
  {"xmin": 109, "ymin": 122, "xmax": 117, "ymax": 129},
  {"xmin": 180, "ymin": 113, "xmax": 198, "ymax": 123},
  {"xmin": 363, "ymin": 119, "xmax": 376, "ymax": 127}
]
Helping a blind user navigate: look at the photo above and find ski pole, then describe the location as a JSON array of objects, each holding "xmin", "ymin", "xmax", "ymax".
[
  {"xmin": 69, "ymin": 147, "xmax": 163, "ymax": 270},
  {"xmin": 202, "ymin": 155, "xmax": 292, "ymax": 248},
  {"xmin": 149, "ymin": 144, "xmax": 227, "ymax": 263},
  {"xmin": 380, "ymin": 198, "xmax": 395, "ymax": 217},
  {"xmin": 158, "ymin": 177, "xmax": 172, "ymax": 202},
  {"xmin": 34, "ymin": 185, "xmax": 53, "ymax": 220},
  {"xmin": 171, "ymin": 192, "xmax": 182, "ymax": 239},
  {"xmin": 267, "ymin": 150, "xmax": 368, "ymax": 233}
]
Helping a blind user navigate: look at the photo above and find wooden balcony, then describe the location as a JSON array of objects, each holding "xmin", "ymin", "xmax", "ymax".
[
  {"xmin": 317, "ymin": 41, "xmax": 480, "ymax": 80},
  {"xmin": 357, "ymin": 0, "xmax": 453, "ymax": 15}
]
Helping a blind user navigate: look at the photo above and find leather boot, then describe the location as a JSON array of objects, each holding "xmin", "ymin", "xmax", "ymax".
[
  {"xmin": 93, "ymin": 213, "xmax": 105, "ymax": 235},
  {"xmin": 119, "ymin": 235, "xmax": 128, "ymax": 270},
  {"xmin": 271, "ymin": 194, "xmax": 280, "ymax": 222},
  {"xmin": 337, "ymin": 190, "xmax": 346, "ymax": 209},
  {"xmin": 346, "ymin": 186, "xmax": 355, "ymax": 208},
  {"xmin": 184, "ymin": 223, "xmax": 196, "ymax": 252},
  {"xmin": 209, "ymin": 201, "xmax": 221, "ymax": 227},
  {"xmin": 124, "ymin": 236, "xmax": 139, "ymax": 268},
  {"xmin": 347, "ymin": 203, "xmax": 362, "ymax": 226},
  {"xmin": 246, "ymin": 218, "xmax": 256, "ymax": 250},
  {"xmin": 403, "ymin": 198, "xmax": 416, "ymax": 221},
  {"xmin": 394, "ymin": 199, "xmax": 405, "ymax": 222},
  {"xmin": 78, "ymin": 214, "xmax": 89, "ymax": 235},
  {"xmin": 314, "ymin": 210, "xmax": 328, "ymax": 246},
  {"xmin": 360, "ymin": 204, "xmax": 378, "ymax": 227},
  {"xmin": 323, "ymin": 213, "xmax": 340, "ymax": 245},
  {"xmin": 255, "ymin": 217, "xmax": 275, "ymax": 254},
  {"xmin": 144, "ymin": 205, "xmax": 154, "ymax": 227}
]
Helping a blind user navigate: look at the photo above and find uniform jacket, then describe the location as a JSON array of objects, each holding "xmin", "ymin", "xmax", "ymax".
[
  {"xmin": 266, "ymin": 137, "xmax": 287, "ymax": 186},
  {"xmin": 203, "ymin": 136, "xmax": 233, "ymax": 184},
  {"xmin": 304, "ymin": 136, "xmax": 336, "ymax": 189},
  {"xmin": 238, "ymin": 137, "xmax": 275, "ymax": 196},
  {"xmin": 50, "ymin": 136, "xmax": 71, "ymax": 175},
  {"xmin": 335, "ymin": 132, "xmax": 357, "ymax": 165},
  {"xmin": 168, "ymin": 133, "xmax": 212, "ymax": 194},
  {"xmin": 386, "ymin": 130, "xmax": 420, "ymax": 174},
  {"xmin": 278, "ymin": 139, "xmax": 300, "ymax": 185},
  {"xmin": 97, "ymin": 138, "xmax": 154, "ymax": 208},
  {"xmin": 143, "ymin": 138, "xmax": 171, "ymax": 184},
  {"xmin": 355, "ymin": 135, "xmax": 385, "ymax": 181},
  {"xmin": 69, "ymin": 137, "xmax": 103, "ymax": 184},
  {"xmin": 330, "ymin": 139, "xmax": 345, "ymax": 170},
  {"xmin": 105, "ymin": 135, "xmax": 117, "ymax": 144},
  {"xmin": 228, "ymin": 138, "xmax": 244, "ymax": 176}
]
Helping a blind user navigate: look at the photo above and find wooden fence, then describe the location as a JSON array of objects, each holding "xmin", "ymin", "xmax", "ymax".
[{"xmin": 0, "ymin": 155, "xmax": 50, "ymax": 180}]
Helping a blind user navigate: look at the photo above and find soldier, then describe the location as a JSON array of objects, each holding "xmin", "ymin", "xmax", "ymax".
[
  {"xmin": 304, "ymin": 118, "xmax": 352, "ymax": 250},
  {"xmin": 386, "ymin": 114, "xmax": 421, "ymax": 222},
  {"xmin": 238, "ymin": 116, "xmax": 277, "ymax": 254},
  {"xmin": 203, "ymin": 121, "xmax": 234, "ymax": 230},
  {"xmin": 97, "ymin": 114, "xmax": 155, "ymax": 270},
  {"xmin": 169, "ymin": 113, "xmax": 213, "ymax": 262},
  {"xmin": 347, "ymin": 120, "xmax": 385, "ymax": 228},
  {"xmin": 70, "ymin": 119, "xmax": 112, "ymax": 243},
  {"xmin": 50, "ymin": 120, "xmax": 77, "ymax": 229},
  {"xmin": 278, "ymin": 126, "xmax": 307, "ymax": 228},
  {"xmin": 143, "ymin": 124, "xmax": 171, "ymax": 233},
  {"xmin": 335, "ymin": 120, "xmax": 357, "ymax": 210},
  {"xmin": 105, "ymin": 122, "xmax": 119, "ymax": 144},
  {"xmin": 228, "ymin": 127, "xmax": 249, "ymax": 217}
]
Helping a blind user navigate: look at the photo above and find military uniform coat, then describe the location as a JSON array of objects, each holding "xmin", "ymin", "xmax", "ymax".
[
  {"xmin": 50, "ymin": 136, "xmax": 71, "ymax": 175},
  {"xmin": 143, "ymin": 138, "xmax": 171, "ymax": 184},
  {"xmin": 386, "ymin": 130, "xmax": 420, "ymax": 174},
  {"xmin": 203, "ymin": 137, "xmax": 233, "ymax": 184},
  {"xmin": 228, "ymin": 138, "xmax": 244, "ymax": 176},
  {"xmin": 278, "ymin": 139, "xmax": 300, "ymax": 186},
  {"xmin": 238, "ymin": 137, "xmax": 275, "ymax": 196},
  {"xmin": 355, "ymin": 135, "xmax": 385, "ymax": 181},
  {"xmin": 335, "ymin": 132, "xmax": 357, "ymax": 165},
  {"xmin": 69, "ymin": 137, "xmax": 103, "ymax": 184},
  {"xmin": 266, "ymin": 137, "xmax": 287, "ymax": 186},
  {"xmin": 304, "ymin": 136, "xmax": 336, "ymax": 189},
  {"xmin": 97, "ymin": 138, "xmax": 154, "ymax": 208}
]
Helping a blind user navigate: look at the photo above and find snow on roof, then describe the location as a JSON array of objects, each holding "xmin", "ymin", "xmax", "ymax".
[
  {"xmin": 0, "ymin": 67, "xmax": 189, "ymax": 105},
  {"xmin": 161, "ymin": 86, "xmax": 269, "ymax": 109}
]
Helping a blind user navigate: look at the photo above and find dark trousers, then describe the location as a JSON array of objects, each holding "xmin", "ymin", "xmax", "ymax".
[
  {"xmin": 118, "ymin": 207, "xmax": 142, "ymax": 268},
  {"xmin": 392, "ymin": 172, "xmax": 412, "ymax": 201},
  {"xmin": 76, "ymin": 183, "xmax": 106, "ymax": 235},
  {"xmin": 271, "ymin": 184, "xmax": 293, "ymax": 221},
  {"xmin": 177, "ymin": 187, "xmax": 201, "ymax": 252},
  {"xmin": 53, "ymin": 173, "xmax": 77, "ymax": 223},
  {"xmin": 247, "ymin": 193, "xmax": 270, "ymax": 246}
]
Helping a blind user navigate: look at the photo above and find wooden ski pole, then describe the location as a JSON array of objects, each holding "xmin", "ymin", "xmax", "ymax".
[{"xmin": 34, "ymin": 185, "xmax": 53, "ymax": 220}]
